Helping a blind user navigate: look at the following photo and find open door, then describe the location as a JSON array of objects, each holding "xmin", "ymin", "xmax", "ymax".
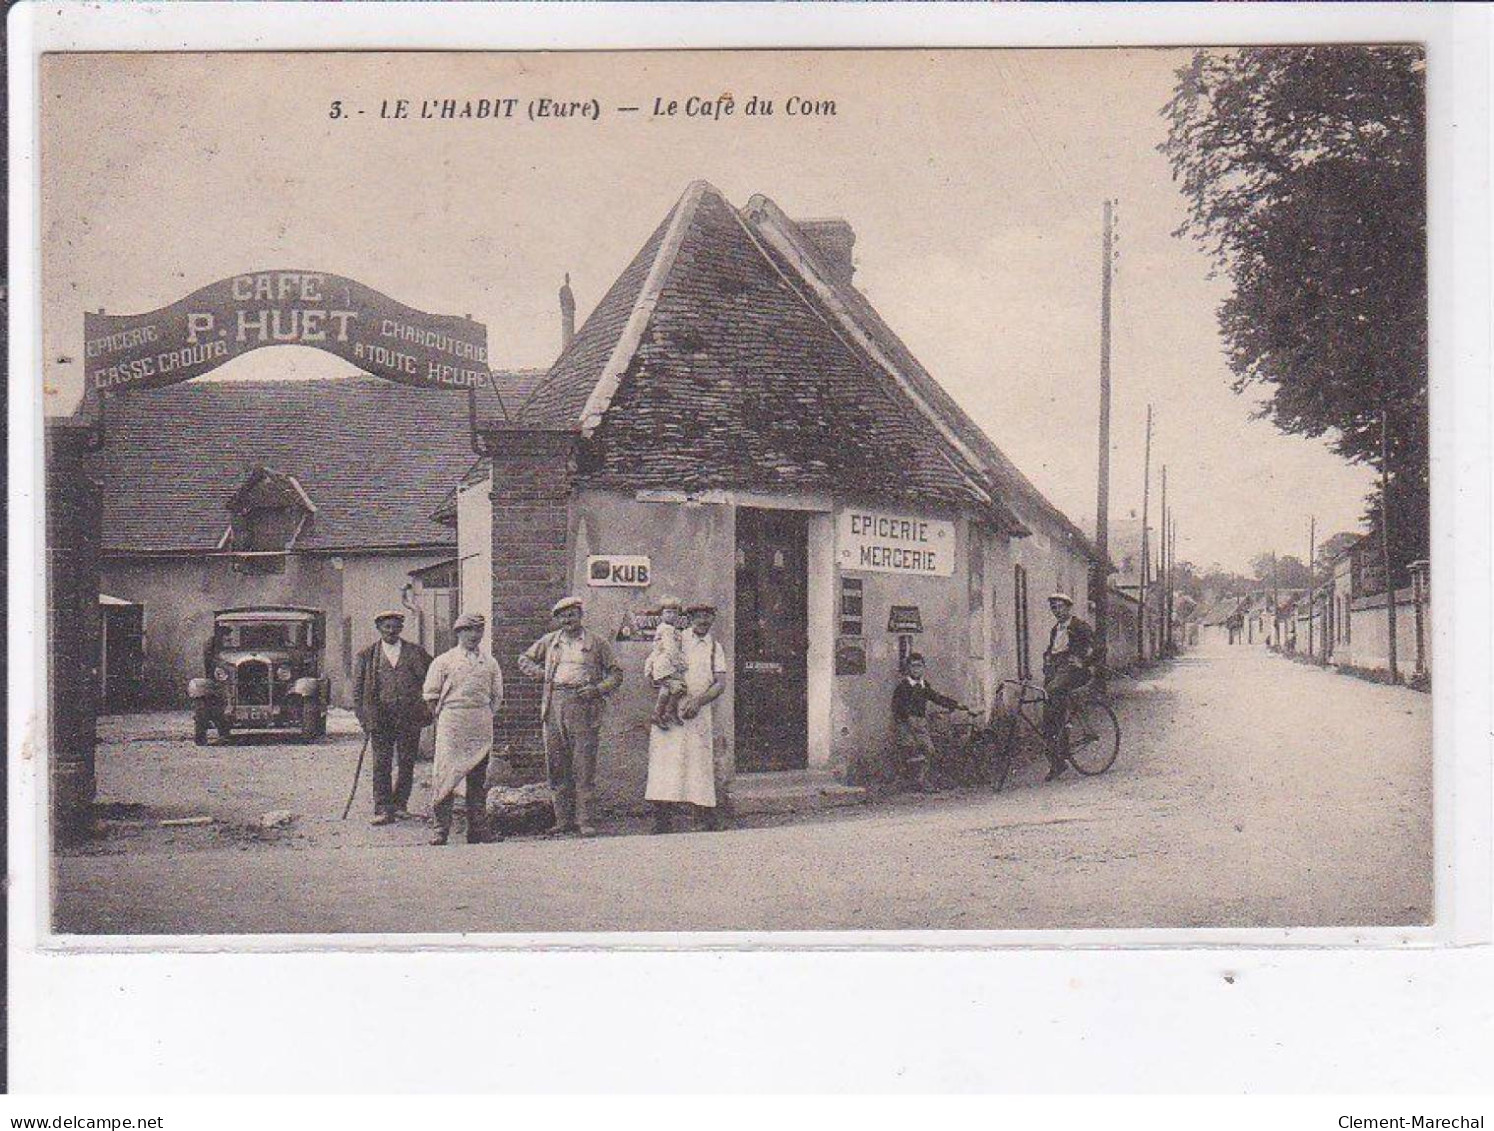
[{"xmin": 734, "ymin": 507, "xmax": 809, "ymax": 772}]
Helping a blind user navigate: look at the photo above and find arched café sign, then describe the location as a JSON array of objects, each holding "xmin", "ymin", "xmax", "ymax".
[{"xmin": 84, "ymin": 271, "xmax": 491, "ymax": 392}]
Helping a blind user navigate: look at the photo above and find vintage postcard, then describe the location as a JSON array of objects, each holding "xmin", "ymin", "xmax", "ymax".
[{"xmin": 28, "ymin": 41, "xmax": 1451, "ymax": 943}]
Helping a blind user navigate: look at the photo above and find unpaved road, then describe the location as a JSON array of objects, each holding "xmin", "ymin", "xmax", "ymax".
[{"xmin": 54, "ymin": 641, "xmax": 1432, "ymax": 933}]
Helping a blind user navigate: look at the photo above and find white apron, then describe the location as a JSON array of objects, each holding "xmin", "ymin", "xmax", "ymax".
[
  {"xmin": 425, "ymin": 646, "xmax": 503, "ymax": 806},
  {"xmin": 644, "ymin": 631, "xmax": 725, "ymax": 807}
]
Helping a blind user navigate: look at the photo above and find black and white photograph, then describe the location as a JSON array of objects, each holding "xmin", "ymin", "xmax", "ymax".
[
  {"xmin": 32, "ymin": 42, "xmax": 1444, "ymax": 938},
  {"xmin": 8, "ymin": 0, "xmax": 1494, "ymax": 1105}
]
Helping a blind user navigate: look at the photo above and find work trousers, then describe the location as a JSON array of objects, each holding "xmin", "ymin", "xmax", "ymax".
[
  {"xmin": 1041, "ymin": 666, "xmax": 1090, "ymax": 769},
  {"xmin": 370, "ymin": 722, "xmax": 422, "ymax": 814},
  {"xmin": 544, "ymin": 688, "xmax": 603, "ymax": 829},
  {"xmin": 895, "ymin": 716, "xmax": 937, "ymax": 787},
  {"xmin": 431, "ymin": 761, "xmax": 489, "ymax": 843}
]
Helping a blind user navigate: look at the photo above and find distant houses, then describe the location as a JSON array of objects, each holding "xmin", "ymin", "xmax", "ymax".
[{"xmin": 1196, "ymin": 537, "xmax": 1429, "ymax": 686}]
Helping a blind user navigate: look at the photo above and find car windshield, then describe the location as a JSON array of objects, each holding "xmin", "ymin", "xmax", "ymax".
[{"xmin": 215, "ymin": 621, "xmax": 308, "ymax": 649}]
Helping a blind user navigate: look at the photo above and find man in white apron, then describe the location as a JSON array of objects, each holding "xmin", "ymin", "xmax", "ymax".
[
  {"xmin": 422, "ymin": 612, "xmax": 504, "ymax": 845},
  {"xmin": 644, "ymin": 602, "xmax": 728, "ymax": 833}
]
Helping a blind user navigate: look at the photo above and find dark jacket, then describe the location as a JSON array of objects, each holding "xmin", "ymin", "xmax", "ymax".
[
  {"xmin": 892, "ymin": 677, "xmax": 962, "ymax": 722},
  {"xmin": 1043, "ymin": 616, "xmax": 1095, "ymax": 676},
  {"xmin": 352, "ymin": 638, "xmax": 433, "ymax": 732}
]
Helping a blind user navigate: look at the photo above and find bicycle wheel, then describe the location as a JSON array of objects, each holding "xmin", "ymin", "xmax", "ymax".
[
  {"xmin": 1066, "ymin": 699, "xmax": 1120, "ymax": 776},
  {"xmin": 979, "ymin": 721, "xmax": 1017, "ymax": 794}
]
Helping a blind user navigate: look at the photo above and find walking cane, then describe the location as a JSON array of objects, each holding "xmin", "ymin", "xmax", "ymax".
[{"xmin": 341, "ymin": 730, "xmax": 371, "ymax": 820}]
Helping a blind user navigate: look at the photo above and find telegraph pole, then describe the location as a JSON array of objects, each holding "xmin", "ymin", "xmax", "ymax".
[
  {"xmin": 1158, "ymin": 464, "xmax": 1167, "ymax": 658},
  {"xmin": 1307, "ymin": 515, "xmax": 1317, "ymax": 658},
  {"xmin": 1381, "ymin": 409, "xmax": 1399, "ymax": 683},
  {"xmin": 1168, "ymin": 513, "xmax": 1177, "ymax": 653},
  {"xmin": 1271, "ymin": 550, "xmax": 1280, "ymax": 648},
  {"xmin": 1093, "ymin": 199, "xmax": 1115, "ymax": 672},
  {"xmin": 1138, "ymin": 404, "xmax": 1152, "ymax": 661}
]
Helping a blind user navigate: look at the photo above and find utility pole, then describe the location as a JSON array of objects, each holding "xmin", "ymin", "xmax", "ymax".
[
  {"xmin": 1093, "ymin": 199, "xmax": 1115, "ymax": 674},
  {"xmin": 1138, "ymin": 404, "xmax": 1152, "ymax": 661},
  {"xmin": 1381, "ymin": 409, "xmax": 1399, "ymax": 683},
  {"xmin": 1159, "ymin": 464, "xmax": 1167, "ymax": 659},
  {"xmin": 1169, "ymin": 514, "xmax": 1177, "ymax": 653},
  {"xmin": 1307, "ymin": 515, "xmax": 1317, "ymax": 659},
  {"xmin": 1271, "ymin": 550, "xmax": 1280, "ymax": 648}
]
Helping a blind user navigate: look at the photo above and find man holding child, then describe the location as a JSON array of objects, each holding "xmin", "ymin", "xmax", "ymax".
[{"xmin": 644, "ymin": 601, "xmax": 729, "ymax": 833}]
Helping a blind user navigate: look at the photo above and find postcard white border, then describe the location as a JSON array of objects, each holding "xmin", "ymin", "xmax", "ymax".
[{"xmin": 8, "ymin": 0, "xmax": 1492, "ymax": 1092}]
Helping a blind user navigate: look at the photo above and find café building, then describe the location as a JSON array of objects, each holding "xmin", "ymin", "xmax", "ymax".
[{"xmin": 464, "ymin": 181, "xmax": 1103, "ymax": 809}]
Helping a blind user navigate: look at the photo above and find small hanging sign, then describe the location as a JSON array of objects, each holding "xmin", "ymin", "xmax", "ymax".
[{"xmin": 887, "ymin": 605, "xmax": 923, "ymax": 633}]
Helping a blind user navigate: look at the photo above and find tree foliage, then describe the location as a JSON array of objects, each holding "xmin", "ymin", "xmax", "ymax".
[
  {"xmin": 1161, "ymin": 47, "xmax": 1428, "ymax": 569},
  {"xmin": 1250, "ymin": 552, "xmax": 1312, "ymax": 589}
]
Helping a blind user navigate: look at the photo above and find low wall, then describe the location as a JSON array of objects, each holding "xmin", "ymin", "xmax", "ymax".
[{"xmin": 1335, "ymin": 587, "xmax": 1428, "ymax": 679}]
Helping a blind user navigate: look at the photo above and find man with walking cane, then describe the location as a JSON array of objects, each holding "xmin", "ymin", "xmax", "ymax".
[
  {"xmin": 423, "ymin": 612, "xmax": 505, "ymax": 846},
  {"xmin": 351, "ymin": 610, "xmax": 432, "ymax": 825}
]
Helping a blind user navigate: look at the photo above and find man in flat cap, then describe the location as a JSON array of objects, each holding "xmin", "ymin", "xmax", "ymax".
[
  {"xmin": 423, "ymin": 612, "xmax": 504, "ymax": 845},
  {"xmin": 1041, "ymin": 592, "xmax": 1096, "ymax": 782},
  {"xmin": 352, "ymin": 609, "xmax": 433, "ymax": 825},
  {"xmin": 518, "ymin": 596, "xmax": 623, "ymax": 837}
]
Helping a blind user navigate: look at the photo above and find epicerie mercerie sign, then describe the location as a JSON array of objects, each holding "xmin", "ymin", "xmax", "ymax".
[
  {"xmin": 83, "ymin": 271, "xmax": 491, "ymax": 393},
  {"xmin": 837, "ymin": 510, "xmax": 954, "ymax": 577},
  {"xmin": 586, "ymin": 555, "xmax": 652, "ymax": 588}
]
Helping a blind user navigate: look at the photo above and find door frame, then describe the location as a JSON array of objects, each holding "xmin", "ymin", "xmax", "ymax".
[{"xmin": 729, "ymin": 496, "xmax": 834, "ymax": 772}]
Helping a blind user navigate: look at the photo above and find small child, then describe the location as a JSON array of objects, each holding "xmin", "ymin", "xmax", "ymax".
[
  {"xmin": 647, "ymin": 597, "xmax": 689, "ymax": 729},
  {"xmin": 891, "ymin": 652, "xmax": 964, "ymax": 791}
]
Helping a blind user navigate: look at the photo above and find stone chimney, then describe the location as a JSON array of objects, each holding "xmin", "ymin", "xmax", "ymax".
[
  {"xmin": 796, "ymin": 219, "xmax": 856, "ymax": 284},
  {"xmin": 559, "ymin": 272, "xmax": 576, "ymax": 353}
]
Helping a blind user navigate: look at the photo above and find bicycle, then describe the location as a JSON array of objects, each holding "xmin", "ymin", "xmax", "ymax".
[{"xmin": 958, "ymin": 674, "xmax": 1121, "ymax": 793}]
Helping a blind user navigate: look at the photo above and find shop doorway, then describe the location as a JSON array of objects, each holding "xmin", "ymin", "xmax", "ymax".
[{"xmin": 734, "ymin": 507, "xmax": 809, "ymax": 772}]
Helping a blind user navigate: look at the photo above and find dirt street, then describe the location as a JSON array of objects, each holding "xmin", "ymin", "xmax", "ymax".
[{"xmin": 54, "ymin": 640, "xmax": 1432, "ymax": 934}]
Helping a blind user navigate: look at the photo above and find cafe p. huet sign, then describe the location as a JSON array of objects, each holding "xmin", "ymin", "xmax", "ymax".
[{"xmin": 84, "ymin": 271, "xmax": 490, "ymax": 393}]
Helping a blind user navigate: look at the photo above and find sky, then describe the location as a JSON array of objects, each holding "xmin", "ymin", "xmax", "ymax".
[{"xmin": 40, "ymin": 49, "xmax": 1379, "ymax": 574}]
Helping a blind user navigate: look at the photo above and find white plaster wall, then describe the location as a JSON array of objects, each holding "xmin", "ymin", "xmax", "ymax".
[{"xmin": 457, "ymin": 468, "xmax": 493, "ymax": 624}]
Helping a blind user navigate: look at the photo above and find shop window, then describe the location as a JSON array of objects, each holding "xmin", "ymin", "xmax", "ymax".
[{"xmin": 1013, "ymin": 564, "xmax": 1031, "ymax": 682}]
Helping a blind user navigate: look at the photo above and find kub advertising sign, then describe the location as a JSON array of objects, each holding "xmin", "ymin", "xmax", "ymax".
[
  {"xmin": 84, "ymin": 271, "xmax": 490, "ymax": 393},
  {"xmin": 586, "ymin": 555, "xmax": 652, "ymax": 587},
  {"xmin": 837, "ymin": 510, "xmax": 954, "ymax": 577}
]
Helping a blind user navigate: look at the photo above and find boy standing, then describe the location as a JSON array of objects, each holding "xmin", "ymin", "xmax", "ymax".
[{"xmin": 891, "ymin": 653, "xmax": 965, "ymax": 791}]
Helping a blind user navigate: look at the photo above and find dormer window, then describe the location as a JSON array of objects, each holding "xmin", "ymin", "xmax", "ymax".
[{"xmin": 223, "ymin": 466, "xmax": 316, "ymax": 574}]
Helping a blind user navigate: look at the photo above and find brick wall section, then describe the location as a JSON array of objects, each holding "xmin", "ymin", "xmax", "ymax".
[
  {"xmin": 487, "ymin": 428, "xmax": 577, "ymax": 768},
  {"xmin": 46, "ymin": 423, "xmax": 104, "ymax": 844}
]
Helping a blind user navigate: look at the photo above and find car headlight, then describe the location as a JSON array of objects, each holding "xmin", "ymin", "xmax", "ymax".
[
  {"xmin": 214, "ymin": 666, "xmax": 230, "ymax": 682},
  {"xmin": 275, "ymin": 665, "xmax": 293, "ymax": 681}
]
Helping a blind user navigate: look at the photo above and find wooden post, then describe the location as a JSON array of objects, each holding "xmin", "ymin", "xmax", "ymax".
[
  {"xmin": 1093, "ymin": 200, "xmax": 1115, "ymax": 674},
  {"xmin": 1138, "ymin": 405, "xmax": 1152, "ymax": 662},
  {"xmin": 1158, "ymin": 465, "xmax": 1167, "ymax": 659},
  {"xmin": 1307, "ymin": 515, "xmax": 1316, "ymax": 659},
  {"xmin": 1381, "ymin": 410, "xmax": 1399, "ymax": 683}
]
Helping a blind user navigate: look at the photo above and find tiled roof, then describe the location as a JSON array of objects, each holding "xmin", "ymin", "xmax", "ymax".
[
  {"xmin": 744, "ymin": 195, "xmax": 1101, "ymax": 560},
  {"xmin": 517, "ymin": 183, "xmax": 1029, "ymax": 527},
  {"xmin": 515, "ymin": 181, "xmax": 1100, "ymax": 551},
  {"xmin": 90, "ymin": 375, "xmax": 517, "ymax": 553},
  {"xmin": 518, "ymin": 205, "xmax": 678, "ymax": 431}
]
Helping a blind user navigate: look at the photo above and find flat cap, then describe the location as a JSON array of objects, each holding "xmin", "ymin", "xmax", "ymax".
[
  {"xmin": 373, "ymin": 609, "xmax": 406, "ymax": 624},
  {"xmin": 452, "ymin": 612, "xmax": 486, "ymax": 631},
  {"xmin": 1047, "ymin": 592, "xmax": 1074, "ymax": 606},
  {"xmin": 685, "ymin": 600, "xmax": 718, "ymax": 615},
  {"xmin": 551, "ymin": 596, "xmax": 583, "ymax": 615}
]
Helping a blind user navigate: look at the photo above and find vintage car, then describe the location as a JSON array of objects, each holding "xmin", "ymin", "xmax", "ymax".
[{"xmin": 189, "ymin": 606, "xmax": 332, "ymax": 744}]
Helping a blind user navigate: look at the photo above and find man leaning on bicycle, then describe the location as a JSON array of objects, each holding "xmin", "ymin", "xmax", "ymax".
[{"xmin": 1041, "ymin": 592, "xmax": 1095, "ymax": 782}]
